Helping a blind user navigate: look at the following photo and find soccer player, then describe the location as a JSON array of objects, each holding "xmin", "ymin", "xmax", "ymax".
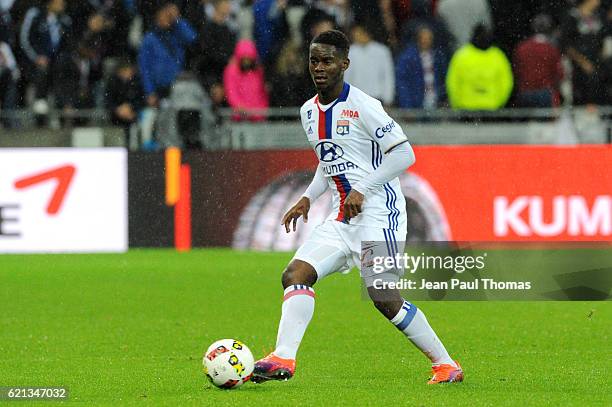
[{"xmin": 252, "ymin": 30, "xmax": 463, "ymax": 385}]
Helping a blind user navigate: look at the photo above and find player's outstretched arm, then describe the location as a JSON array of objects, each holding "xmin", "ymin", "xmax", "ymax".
[{"xmin": 281, "ymin": 197, "xmax": 310, "ymax": 233}]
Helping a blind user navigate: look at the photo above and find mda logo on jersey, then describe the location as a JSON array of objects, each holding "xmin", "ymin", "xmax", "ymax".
[
  {"xmin": 315, "ymin": 141, "xmax": 344, "ymax": 162},
  {"xmin": 336, "ymin": 120, "xmax": 350, "ymax": 135},
  {"xmin": 340, "ymin": 109, "xmax": 359, "ymax": 118}
]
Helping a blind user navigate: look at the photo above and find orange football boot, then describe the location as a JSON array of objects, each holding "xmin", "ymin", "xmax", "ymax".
[
  {"xmin": 427, "ymin": 361, "xmax": 464, "ymax": 384},
  {"xmin": 251, "ymin": 353, "xmax": 296, "ymax": 383}
]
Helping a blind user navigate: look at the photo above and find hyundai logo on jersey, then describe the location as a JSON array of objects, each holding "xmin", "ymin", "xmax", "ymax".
[{"xmin": 316, "ymin": 141, "xmax": 344, "ymax": 162}]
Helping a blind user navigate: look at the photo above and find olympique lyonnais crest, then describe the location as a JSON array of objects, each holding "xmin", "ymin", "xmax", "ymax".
[{"xmin": 336, "ymin": 120, "xmax": 350, "ymax": 135}]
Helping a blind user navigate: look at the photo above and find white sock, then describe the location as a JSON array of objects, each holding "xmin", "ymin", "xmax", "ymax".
[
  {"xmin": 273, "ymin": 285, "xmax": 315, "ymax": 360},
  {"xmin": 390, "ymin": 300, "xmax": 455, "ymax": 366}
]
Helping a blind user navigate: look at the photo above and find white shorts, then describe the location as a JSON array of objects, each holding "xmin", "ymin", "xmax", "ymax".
[{"xmin": 293, "ymin": 219, "xmax": 407, "ymax": 287}]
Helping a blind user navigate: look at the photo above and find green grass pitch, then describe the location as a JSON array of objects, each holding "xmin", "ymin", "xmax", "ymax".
[{"xmin": 0, "ymin": 249, "xmax": 610, "ymax": 406}]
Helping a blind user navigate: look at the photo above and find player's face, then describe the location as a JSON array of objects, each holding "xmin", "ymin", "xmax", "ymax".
[{"xmin": 309, "ymin": 43, "xmax": 349, "ymax": 92}]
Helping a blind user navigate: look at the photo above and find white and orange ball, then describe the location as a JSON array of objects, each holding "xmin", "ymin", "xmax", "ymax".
[{"xmin": 203, "ymin": 339, "xmax": 254, "ymax": 389}]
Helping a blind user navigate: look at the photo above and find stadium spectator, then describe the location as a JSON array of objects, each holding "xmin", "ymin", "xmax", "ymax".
[
  {"xmin": 301, "ymin": 12, "xmax": 336, "ymax": 52},
  {"xmin": 223, "ymin": 39, "xmax": 269, "ymax": 121},
  {"xmin": 396, "ymin": 25, "xmax": 448, "ymax": 109},
  {"xmin": 106, "ymin": 58, "xmax": 144, "ymax": 141},
  {"xmin": 488, "ymin": 0, "xmax": 548, "ymax": 55},
  {"xmin": 399, "ymin": 0, "xmax": 452, "ymax": 54},
  {"xmin": 72, "ymin": 13, "xmax": 109, "ymax": 88},
  {"xmin": 390, "ymin": 0, "xmax": 411, "ymax": 36},
  {"xmin": 19, "ymin": 0, "xmax": 74, "ymax": 123},
  {"xmin": 67, "ymin": 0, "xmax": 136, "ymax": 58},
  {"xmin": 185, "ymin": 0, "xmax": 242, "ymax": 34},
  {"xmin": 66, "ymin": 1, "xmax": 109, "ymax": 39},
  {"xmin": 378, "ymin": 0, "xmax": 398, "ymax": 48},
  {"xmin": 349, "ymin": 0, "xmax": 388, "ymax": 44},
  {"xmin": 446, "ymin": 24, "xmax": 513, "ymax": 110},
  {"xmin": 561, "ymin": 0, "xmax": 607, "ymax": 105},
  {"xmin": 269, "ymin": 38, "xmax": 311, "ymax": 107},
  {"xmin": 300, "ymin": 1, "xmax": 351, "ymax": 49},
  {"xmin": 437, "ymin": 0, "xmax": 492, "ymax": 51},
  {"xmin": 139, "ymin": 0, "xmax": 189, "ymax": 31},
  {"xmin": 0, "ymin": 40, "xmax": 18, "ymax": 127},
  {"xmin": 184, "ymin": 0, "xmax": 211, "ymax": 30},
  {"xmin": 0, "ymin": 1, "xmax": 14, "ymax": 125},
  {"xmin": 138, "ymin": 0, "xmax": 161, "ymax": 30},
  {"xmin": 309, "ymin": 0, "xmax": 352, "ymax": 30},
  {"xmin": 345, "ymin": 24, "xmax": 394, "ymax": 106},
  {"xmin": 191, "ymin": 0, "xmax": 237, "ymax": 90},
  {"xmin": 253, "ymin": 0, "xmax": 289, "ymax": 66},
  {"xmin": 52, "ymin": 40, "xmax": 104, "ymax": 123},
  {"xmin": 0, "ymin": 0, "xmax": 15, "ymax": 44},
  {"xmin": 604, "ymin": 2, "xmax": 612, "ymax": 104},
  {"xmin": 138, "ymin": 1, "xmax": 196, "ymax": 108},
  {"xmin": 513, "ymin": 14, "xmax": 563, "ymax": 107}
]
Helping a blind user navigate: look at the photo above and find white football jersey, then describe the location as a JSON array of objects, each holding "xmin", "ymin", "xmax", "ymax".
[{"xmin": 300, "ymin": 83, "xmax": 408, "ymax": 231}]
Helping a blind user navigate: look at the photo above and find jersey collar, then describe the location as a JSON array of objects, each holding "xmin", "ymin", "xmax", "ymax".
[{"xmin": 314, "ymin": 82, "xmax": 350, "ymax": 111}]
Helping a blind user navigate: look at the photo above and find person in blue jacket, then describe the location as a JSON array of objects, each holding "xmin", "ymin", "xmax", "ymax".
[
  {"xmin": 253, "ymin": 0, "xmax": 288, "ymax": 66},
  {"xmin": 396, "ymin": 25, "xmax": 449, "ymax": 109},
  {"xmin": 138, "ymin": 1, "xmax": 196, "ymax": 108}
]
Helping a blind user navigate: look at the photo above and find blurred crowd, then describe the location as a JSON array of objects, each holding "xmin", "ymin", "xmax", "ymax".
[{"xmin": 0, "ymin": 0, "xmax": 611, "ymax": 131}]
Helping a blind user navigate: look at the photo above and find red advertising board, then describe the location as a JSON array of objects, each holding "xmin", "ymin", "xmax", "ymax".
[
  {"xmin": 127, "ymin": 145, "xmax": 612, "ymax": 249},
  {"xmin": 410, "ymin": 145, "xmax": 612, "ymax": 241}
]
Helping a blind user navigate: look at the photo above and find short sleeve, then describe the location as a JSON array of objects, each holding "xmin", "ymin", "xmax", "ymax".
[{"xmin": 359, "ymin": 98, "xmax": 408, "ymax": 153}]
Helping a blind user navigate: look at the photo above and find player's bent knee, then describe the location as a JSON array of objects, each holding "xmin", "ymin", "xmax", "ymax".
[
  {"xmin": 281, "ymin": 259, "xmax": 317, "ymax": 288},
  {"xmin": 367, "ymin": 286, "xmax": 403, "ymax": 318},
  {"xmin": 371, "ymin": 299, "xmax": 403, "ymax": 319}
]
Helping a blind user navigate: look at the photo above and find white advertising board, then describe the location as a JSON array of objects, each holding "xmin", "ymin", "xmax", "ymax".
[{"xmin": 0, "ymin": 148, "xmax": 127, "ymax": 253}]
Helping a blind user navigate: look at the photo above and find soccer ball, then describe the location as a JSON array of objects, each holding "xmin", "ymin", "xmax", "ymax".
[{"xmin": 203, "ymin": 339, "xmax": 254, "ymax": 389}]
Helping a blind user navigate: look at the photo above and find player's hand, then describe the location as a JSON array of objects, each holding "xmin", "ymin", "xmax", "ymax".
[
  {"xmin": 343, "ymin": 190, "xmax": 364, "ymax": 222},
  {"xmin": 281, "ymin": 196, "xmax": 310, "ymax": 233}
]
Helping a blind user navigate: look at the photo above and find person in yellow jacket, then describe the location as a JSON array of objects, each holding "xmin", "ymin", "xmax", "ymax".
[{"xmin": 446, "ymin": 24, "xmax": 513, "ymax": 110}]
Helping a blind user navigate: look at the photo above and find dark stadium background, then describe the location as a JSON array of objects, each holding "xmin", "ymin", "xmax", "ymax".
[{"xmin": 0, "ymin": 0, "xmax": 610, "ymax": 405}]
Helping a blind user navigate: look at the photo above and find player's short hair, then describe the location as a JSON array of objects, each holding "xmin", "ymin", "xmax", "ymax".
[{"xmin": 311, "ymin": 30, "xmax": 350, "ymax": 58}]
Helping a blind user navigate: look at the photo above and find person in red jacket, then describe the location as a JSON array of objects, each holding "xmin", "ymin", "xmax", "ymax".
[
  {"xmin": 223, "ymin": 39, "xmax": 269, "ymax": 121},
  {"xmin": 512, "ymin": 14, "xmax": 564, "ymax": 107}
]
